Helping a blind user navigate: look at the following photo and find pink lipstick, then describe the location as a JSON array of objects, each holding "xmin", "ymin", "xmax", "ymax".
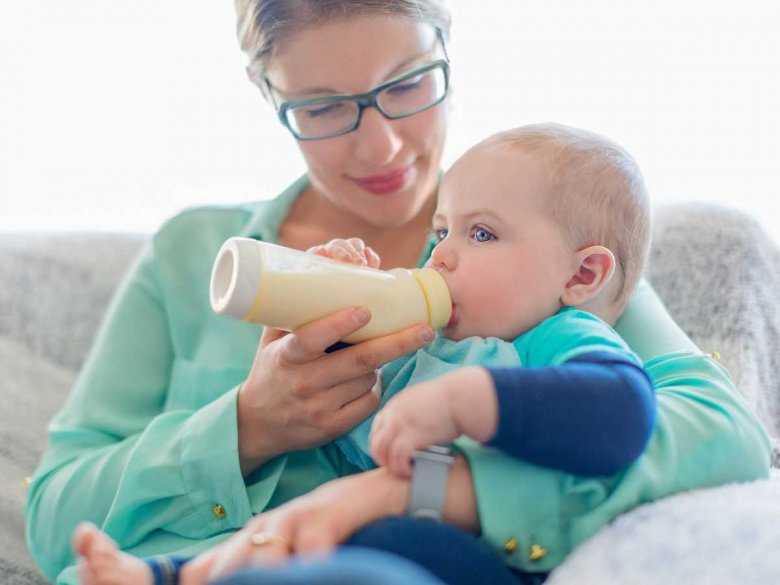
[{"xmin": 351, "ymin": 166, "xmax": 411, "ymax": 195}]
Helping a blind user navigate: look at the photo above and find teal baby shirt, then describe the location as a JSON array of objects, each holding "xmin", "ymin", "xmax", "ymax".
[{"xmin": 336, "ymin": 308, "xmax": 641, "ymax": 470}]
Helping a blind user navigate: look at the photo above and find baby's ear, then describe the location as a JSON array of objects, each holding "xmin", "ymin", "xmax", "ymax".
[{"xmin": 560, "ymin": 245, "xmax": 616, "ymax": 307}]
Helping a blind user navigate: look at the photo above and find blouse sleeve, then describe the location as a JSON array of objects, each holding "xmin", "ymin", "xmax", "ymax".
[
  {"xmin": 24, "ymin": 240, "xmax": 282, "ymax": 582},
  {"xmin": 614, "ymin": 278, "xmax": 700, "ymax": 359}
]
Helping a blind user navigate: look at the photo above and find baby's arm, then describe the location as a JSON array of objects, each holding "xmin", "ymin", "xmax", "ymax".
[
  {"xmin": 370, "ymin": 367, "xmax": 498, "ymax": 476},
  {"xmin": 484, "ymin": 352, "xmax": 655, "ymax": 475},
  {"xmin": 372, "ymin": 353, "xmax": 655, "ymax": 477}
]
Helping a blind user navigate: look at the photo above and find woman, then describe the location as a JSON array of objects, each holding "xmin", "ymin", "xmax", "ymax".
[{"xmin": 26, "ymin": 2, "xmax": 770, "ymax": 585}]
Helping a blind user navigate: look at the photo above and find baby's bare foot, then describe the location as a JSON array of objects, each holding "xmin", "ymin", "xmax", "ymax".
[{"xmin": 72, "ymin": 523, "xmax": 153, "ymax": 585}]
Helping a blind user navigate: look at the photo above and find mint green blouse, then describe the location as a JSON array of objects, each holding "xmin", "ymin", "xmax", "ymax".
[{"xmin": 26, "ymin": 175, "xmax": 771, "ymax": 583}]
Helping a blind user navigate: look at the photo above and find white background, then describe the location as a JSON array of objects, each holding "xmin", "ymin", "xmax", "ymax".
[{"xmin": 2, "ymin": 1, "xmax": 779, "ymax": 240}]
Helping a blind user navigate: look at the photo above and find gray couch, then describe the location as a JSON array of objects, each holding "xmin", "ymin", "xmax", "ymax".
[{"xmin": 2, "ymin": 204, "xmax": 779, "ymax": 584}]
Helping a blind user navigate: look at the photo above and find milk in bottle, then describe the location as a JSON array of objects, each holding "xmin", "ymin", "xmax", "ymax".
[{"xmin": 209, "ymin": 238, "xmax": 451, "ymax": 343}]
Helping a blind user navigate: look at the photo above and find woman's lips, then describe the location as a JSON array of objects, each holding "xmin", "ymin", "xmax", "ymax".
[{"xmin": 351, "ymin": 166, "xmax": 412, "ymax": 195}]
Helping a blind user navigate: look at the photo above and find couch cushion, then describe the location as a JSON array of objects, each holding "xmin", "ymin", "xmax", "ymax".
[
  {"xmin": 0, "ymin": 232, "xmax": 146, "ymax": 371},
  {"xmin": 0, "ymin": 232, "xmax": 144, "ymax": 584},
  {"xmin": 648, "ymin": 204, "xmax": 780, "ymax": 451},
  {"xmin": 0, "ymin": 337, "xmax": 77, "ymax": 585}
]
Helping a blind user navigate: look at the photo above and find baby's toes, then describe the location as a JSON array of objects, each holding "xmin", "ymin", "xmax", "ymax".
[{"xmin": 77, "ymin": 559, "xmax": 97, "ymax": 585}]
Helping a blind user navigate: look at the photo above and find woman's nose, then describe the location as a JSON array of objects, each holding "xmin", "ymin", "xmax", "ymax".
[{"xmin": 353, "ymin": 108, "xmax": 403, "ymax": 166}]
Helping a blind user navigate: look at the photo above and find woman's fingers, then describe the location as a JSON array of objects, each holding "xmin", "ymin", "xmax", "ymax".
[
  {"xmin": 280, "ymin": 307, "xmax": 371, "ymax": 365},
  {"xmin": 245, "ymin": 515, "xmax": 297, "ymax": 567},
  {"xmin": 328, "ymin": 386, "xmax": 381, "ymax": 436},
  {"xmin": 316, "ymin": 323, "xmax": 433, "ymax": 387},
  {"xmin": 329, "ymin": 372, "xmax": 379, "ymax": 407},
  {"xmin": 207, "ymin": 531, "xmax": 256, "ymax": 581},
  {"xmin": 260, "ymin": 325, "xmax": 289, "ymax": 349}
]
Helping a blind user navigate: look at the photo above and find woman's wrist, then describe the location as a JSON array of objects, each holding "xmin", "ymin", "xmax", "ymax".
[
  {"xmin": 356, "ymin": 466, "xmax": 411, "ymax": 522},
  {"xmin": 337, "ymin": 455, "xmax": 478, "ymax": 537},
  {"xmin": 236, "ymin": 383, "xmax": 279, "ymax": 476}
]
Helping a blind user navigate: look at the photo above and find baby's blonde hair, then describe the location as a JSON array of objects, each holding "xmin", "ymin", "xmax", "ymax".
[{"xmin": 486, "ymin": 123, "xmax": 651, "ymax": 311}]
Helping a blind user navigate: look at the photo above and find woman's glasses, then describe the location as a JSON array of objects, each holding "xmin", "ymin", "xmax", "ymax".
[{"xmin": 271, "ymin": 59, "xmax": 450, "ymax": 141}]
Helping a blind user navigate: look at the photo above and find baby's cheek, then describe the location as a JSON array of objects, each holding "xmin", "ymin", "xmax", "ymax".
[{"xmin": 472, "ymin": 273, "xmax": 531, "ymax": 337}]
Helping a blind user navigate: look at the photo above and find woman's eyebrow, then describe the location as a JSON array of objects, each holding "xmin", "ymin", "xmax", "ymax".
[{"xmin": 287, "ymin": 49, "xmax": 436, "ymax": 98}]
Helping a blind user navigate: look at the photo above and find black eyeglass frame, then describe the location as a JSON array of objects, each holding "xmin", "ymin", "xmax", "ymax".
[{"xmin": 271, "ymin": 59, "xmax": 450, "ymax": 141}]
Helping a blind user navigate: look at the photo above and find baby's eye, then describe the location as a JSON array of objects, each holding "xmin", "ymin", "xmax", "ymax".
[
  {"xmin": 433, "ymin": 228, "xmax": 448, "ymax": 242},
  {"xmin": 471, "ymin": 226, "xmax": 496, "ymax": 243}
]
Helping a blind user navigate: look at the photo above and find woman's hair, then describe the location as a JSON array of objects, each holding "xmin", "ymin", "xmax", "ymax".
[
  {"xmin": 234, "ymin": 0, "xmax": 451, "ymax": 89},
  {"xmin": 487, "ymin": 123, "xmax": 652, "ymax": 312}
]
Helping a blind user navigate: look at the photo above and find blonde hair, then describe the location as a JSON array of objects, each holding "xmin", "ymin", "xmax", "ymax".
[
  {"xmin": 488, "ymin": 123, "xmax": 651, "ymax": 310},
  {"xmin": 234, "ymin": 0, "xmax": 451, "ymax": 90}
]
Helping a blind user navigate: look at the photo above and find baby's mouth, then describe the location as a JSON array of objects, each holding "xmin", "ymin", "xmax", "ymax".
[{"xmin": 446, "ymin": 303, "xmax": 458, "ymax": 328}]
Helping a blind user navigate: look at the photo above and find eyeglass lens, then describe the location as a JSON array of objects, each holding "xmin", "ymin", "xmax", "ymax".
[{"xmin": 285, "ymin": 65, "xmax": 447, "ymax": 139}]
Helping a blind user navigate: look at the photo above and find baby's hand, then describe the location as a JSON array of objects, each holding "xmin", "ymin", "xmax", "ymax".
[
  {"xmin": 307, "ymin": 238, "xmax": 381, "ymax": 268},
  {"xmin": 369, "ymin": 377, "xmax": 459, "ymax": 478}
]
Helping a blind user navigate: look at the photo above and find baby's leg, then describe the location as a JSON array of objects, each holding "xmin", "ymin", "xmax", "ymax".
[{"xmin": 72, "ymin": 523, "xmax": 153, "ymax": 585}]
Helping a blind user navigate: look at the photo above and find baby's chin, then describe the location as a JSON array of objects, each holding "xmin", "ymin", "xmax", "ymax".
[
  {"xmin": 441, "ymin": 324, "xmax": 481, "ymax": 342},
  {"xmin": 440, "ymin": 322, "xmax": 520, "ymax": 342}
]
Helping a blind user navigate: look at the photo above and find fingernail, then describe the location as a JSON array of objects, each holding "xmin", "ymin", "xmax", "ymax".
[
  {"xmin": 353, "ymin": 308, "xmax": 371, "ymax": 325},
  {"xmin": 419, "ymin": 326, "xmax": 435, "ymax": 342}
]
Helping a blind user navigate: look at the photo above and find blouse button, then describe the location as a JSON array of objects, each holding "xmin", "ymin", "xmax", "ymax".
[
  {"xmin": 503, "ymin": 537, "xmax": 518, "ymax": 554},
  {"xmin": 529, "ymin": 544, "xmax": 547, "ymax": 561},
  {"xmin": 212, "ymin": 504, "xmax": 226, "ymax": 519}
]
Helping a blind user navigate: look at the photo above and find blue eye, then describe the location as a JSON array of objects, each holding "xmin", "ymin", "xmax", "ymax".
[
  {"xmin": 433, "ymin": 228, "xmax": 448, "ymax": 242},
  {"xmin": 471, "ymin": 226, "xmax": 495, "ymax": 243}
]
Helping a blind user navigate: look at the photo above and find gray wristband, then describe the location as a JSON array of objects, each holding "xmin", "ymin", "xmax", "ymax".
[{"xmin": 406, "ymin": 445, "xmax": 455, "ymax": 521}]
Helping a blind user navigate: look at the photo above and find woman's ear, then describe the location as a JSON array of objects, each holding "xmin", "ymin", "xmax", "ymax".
[{"xmin": 560, "ymin": 245, "xmax": 616, "ymax": 307}]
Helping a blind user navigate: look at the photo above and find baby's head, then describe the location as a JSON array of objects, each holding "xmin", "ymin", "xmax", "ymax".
[{"xmin": 431, "ymin": 122, "xmax": 650, "ymax": 341}]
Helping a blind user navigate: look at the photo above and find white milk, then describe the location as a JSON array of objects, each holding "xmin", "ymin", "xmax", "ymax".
[{"xmin": 210, "ymin": 238, "xmax": 451, "ymax": 343}]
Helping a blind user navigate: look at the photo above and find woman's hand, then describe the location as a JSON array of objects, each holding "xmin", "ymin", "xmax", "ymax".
[
  {"xmin": 237, "ymin": 238, "xmax": 433, "ymax": 475},
  {"xmin": 204, "ymin": 468, "xmax": 410, "ymax": 582}
]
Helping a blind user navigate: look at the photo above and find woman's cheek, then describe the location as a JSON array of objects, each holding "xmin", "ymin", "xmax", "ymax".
[
  {"xmin": 402, "ymin": 105, "xmax": 447, "ymax": 158},
  {"xmin": 299, "ymin": 138, "xmax": 351, "ymax": 183}
]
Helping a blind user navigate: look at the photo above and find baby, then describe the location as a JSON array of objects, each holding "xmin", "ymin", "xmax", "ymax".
[
  {"xmin": 73, "ymin": 123, "xmax": 656, "ymax": 585},
  {"xmin": 335, "ymin": 122, "xmax": 655, "ymax": 479}
]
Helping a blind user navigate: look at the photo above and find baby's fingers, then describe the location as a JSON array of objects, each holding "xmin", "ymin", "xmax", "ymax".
[
  {"xmin": 370, "ymin": 425, "xmax": 390, "ymax": 468},
  {"xmin": 389, "ymin": 436, "xmax": 414, "ymax": 479},
  {"xmin": 365, "ymin": 246, "xmax": 381, "ymax": 269}
]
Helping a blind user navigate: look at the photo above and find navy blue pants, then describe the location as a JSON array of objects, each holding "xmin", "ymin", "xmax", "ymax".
[{"xmin": 203, "ymin": 517, "xmax": 547, "ymax": 585}]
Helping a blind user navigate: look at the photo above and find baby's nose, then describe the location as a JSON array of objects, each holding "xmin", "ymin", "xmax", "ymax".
[{"xmin": 430, "ymin": 243, "xmax": 455, "ymax": 272}]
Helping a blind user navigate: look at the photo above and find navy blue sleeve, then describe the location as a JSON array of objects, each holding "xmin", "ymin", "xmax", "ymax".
[{"xmin": 485, "ymin": 351, "xmax": 656, "ymax": 476}]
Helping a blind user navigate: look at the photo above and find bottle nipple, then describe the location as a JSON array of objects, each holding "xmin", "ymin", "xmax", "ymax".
[{"xmin": 411, "ymin": 268, "xmax": 452, "ymax": 329}]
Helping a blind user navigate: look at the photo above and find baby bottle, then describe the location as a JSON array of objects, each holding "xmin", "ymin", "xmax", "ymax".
[{"xmin": 209, "ymin": 237, "xmax": 452, "ymax": 343}]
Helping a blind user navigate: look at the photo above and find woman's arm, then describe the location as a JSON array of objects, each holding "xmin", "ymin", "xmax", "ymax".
[
  {"xmin": 202, "ymin": 348, "xmax": 771, "ymax": 578},
  {"xmin": 201, "ymin": 454, "xmax": 480, "ymax": 583},
  {"xmin": 457, "ymin": 281, "xmax": 772, "ymax": 573},
  {"xmin": 25, "ymin": 242, "xmax": 259, "ymax": 582},
  {"xmin": 614, "ymin": 278, "xmax": 699, "ymax": 359},
  {"xmin": 26, "ymin": 217, "xmax": 433, "ymax": 582}
]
